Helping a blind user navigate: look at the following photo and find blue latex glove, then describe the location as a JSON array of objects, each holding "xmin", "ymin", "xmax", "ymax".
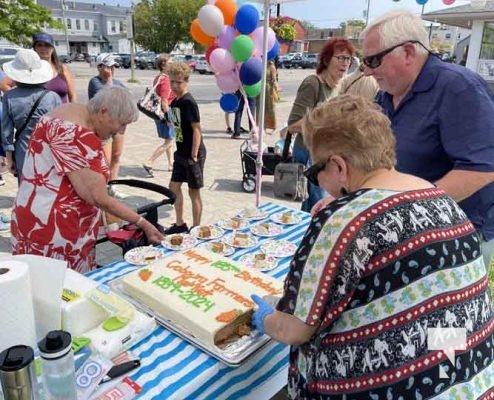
[{"xmin": 251, "ymin": 294, "xmax": 274, "ymax": 335}]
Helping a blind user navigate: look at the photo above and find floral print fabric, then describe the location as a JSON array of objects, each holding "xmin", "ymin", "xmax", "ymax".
[{"xmin": 11, "ymin": 116, "xmax": 109, "ymax": 273}]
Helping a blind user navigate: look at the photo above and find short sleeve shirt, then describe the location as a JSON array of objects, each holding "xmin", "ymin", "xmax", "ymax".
[
  {"xmin": 376, "ymin": 55, "xmax": 494, "ymax": 240},
  {"xmin": 11, "ymin": 116, "xmax": 110, "ymax": 273}
]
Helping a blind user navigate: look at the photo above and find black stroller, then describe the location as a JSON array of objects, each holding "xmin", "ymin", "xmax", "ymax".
[
  {"xmin": 96, "ymin": 179, "xmax": 176, "ymax": 257},
  {"xmin": 239, "ymin": 139, "xmax": 285, "ymax": 193}
]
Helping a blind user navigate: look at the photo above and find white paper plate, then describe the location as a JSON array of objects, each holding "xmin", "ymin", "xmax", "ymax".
[
  {"xmin": 223, "ymin": 232, "xmax": 258, "ymax": 248},
  {"xmin": 198, "ymin": 240, "xmax": 235, "ymax": 257},
  {"xmin": 239, "ymin": 253, "xmax": 278, "ymax": 272},
  {"xmin": 161, "ymin": 234, "xmax": 197, "ymax": 251},
  {"xmin": 189, "ymin": 225, "xmax": 225, "ymax": 240},
  {"xmin": 124, "ymin": 246, "xmax": 167, "ymax": 266},
  {"xmin": 270, "ymin": 211, "xmax": 301, "ymax": 225},
  {"xmin": 217, "ymin": 217, "xmax": 249, "ymax": 231},
  {"xmin": 261, "ymin": 239, "xmax": 297, "ymax": 258},
  {"xmin": 237, "ymin": 207, "xmax": 269, "ymax": 221},
  {"xmin": 250, "ymin": 222, "xmax": 283, "ymax": 238}
]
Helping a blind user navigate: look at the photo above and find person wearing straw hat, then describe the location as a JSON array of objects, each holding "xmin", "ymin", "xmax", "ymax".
[{"xmin": 1, "ymin": 49, "xmax": 61, "ymax": 183}]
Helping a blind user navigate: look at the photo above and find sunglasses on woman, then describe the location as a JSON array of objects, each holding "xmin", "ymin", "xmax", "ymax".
[
  {"xmin": 362, "ymin": 40, "xmax": 425, "ymax": 69},
  {"xmin": 303, "ymin": 160, "xmax": 328, "ymax": 187}
]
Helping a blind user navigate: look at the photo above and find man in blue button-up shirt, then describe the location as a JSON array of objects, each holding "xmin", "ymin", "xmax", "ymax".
[{"xmin": 361, "ymin": 10, "xmax": 494, "ymax": 265}]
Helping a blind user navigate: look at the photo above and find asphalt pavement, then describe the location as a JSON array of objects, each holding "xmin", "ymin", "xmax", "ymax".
[{"xmin": 0, "ymin": 63, "xmax": 315, "ymax": 266}]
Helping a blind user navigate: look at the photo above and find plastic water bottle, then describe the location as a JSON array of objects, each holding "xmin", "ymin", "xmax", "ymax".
[{"xmin": 38, "ymin": 331, "xmax": 76, "ymax": 400}]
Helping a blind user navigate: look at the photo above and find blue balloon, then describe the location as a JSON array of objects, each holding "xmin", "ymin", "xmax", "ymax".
[
  {"xmin": 239, "ymin": 57, "xmax": 263, "ymax": 86},
  {"xmin": 219, "ymin": 93, "xmax": 239, "ymax": 113},
  {"xmin": 267, "ymin": 40, "xmax": 280, "ymax": 60},
  {"xmin": 235, "ymin": 4, "xmax": 260, "ymax": 35},
  {"xmin": 416, "ymin": 0, "xmax": 428, "ymax": 4}
]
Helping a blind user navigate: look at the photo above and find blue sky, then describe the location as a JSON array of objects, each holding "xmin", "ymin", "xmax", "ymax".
[
  {"xmin": 96, "ymin": 0, "xmax": 470, "ymax": 28},
  {"xmin": 278, "ymin": 0, "xmax": 469, "ymax": 27}
]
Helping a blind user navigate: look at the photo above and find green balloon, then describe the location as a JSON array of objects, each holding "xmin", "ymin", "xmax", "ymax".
[
  {"xmin": 231, "ymin": 35, "xmax": 254, "ymax": 63},
  {"xmin": 243, "ymin": 82, "xmax": 262, "ymax": 97}
]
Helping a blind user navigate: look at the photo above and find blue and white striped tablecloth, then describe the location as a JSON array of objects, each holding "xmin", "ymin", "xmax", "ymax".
[{"xmin": 86, "ymin": 202, "xmax": 311, "ymax": 399}]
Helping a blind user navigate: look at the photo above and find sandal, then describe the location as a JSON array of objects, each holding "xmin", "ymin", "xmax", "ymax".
[{"xmin": 142, "ymin": 164, "xmax": 154, "ymax": 177}]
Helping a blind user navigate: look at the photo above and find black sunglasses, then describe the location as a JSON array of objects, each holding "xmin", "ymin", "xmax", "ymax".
[
  {"xmin": 363, "ymin": 40, "xmax": 426, "ymax": 69},
  {"xmin": 303, "ymin": 160, "xmax": 328, "ymax": 187}
]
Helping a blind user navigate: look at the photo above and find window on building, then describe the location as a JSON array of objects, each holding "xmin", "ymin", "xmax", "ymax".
[
  {"xmin": 480, "ymin": 22, "xmax": 494, "ymax": 59},
  {"xmin": 457, "ymin": 33, "xmax": 461, "ymax": 39},
  {"xmin": 57, "ymin": 17, "xmax": 62, "ymax": 25},
  {"xmin": 111, "ymin": 20, "xmax": 116, "ymax": 33},
  {"xmin": 67, "ymin": 18, "xmax": 72, "ymax": 29},
  {"xmin": 120, "ymin": 20, "xmax": 125, "ymax": 33},
  {"xmin": 445, "ymin": 33, "xmax": 451, "ymax": 39},
  {"xmin": 94, "ymin": 21, "xmax": 98, "ymax": 31},
  {"xmin": 320, "ymin": 31, "xmax": 324, "ymax": 39},
  {"xmin": 76, "ymin": 19, "xmax": 80, "ymax": 30},
  {"xmin": 85, "ymin": 19, "xmax": 89, "ymax": 30}
]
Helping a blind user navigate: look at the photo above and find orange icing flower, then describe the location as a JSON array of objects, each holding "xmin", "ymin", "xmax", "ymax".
[
  {"xmin": 216, "ymin": 309, "xmax": 238, "ymax": 323},
  {"xmin": 138, "ymin": 269, "xmax": 152, "ymax": 281}
]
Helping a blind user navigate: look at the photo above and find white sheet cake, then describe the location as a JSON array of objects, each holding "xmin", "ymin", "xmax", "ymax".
[{"xmin": 121, "ymin": 248, "xmax": 283, "ymax": 347}]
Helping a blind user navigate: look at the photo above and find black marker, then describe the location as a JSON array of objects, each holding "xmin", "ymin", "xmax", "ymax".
[{"xmin": 99, "ymin": 359, "xmax": 141, "ymax": 385}]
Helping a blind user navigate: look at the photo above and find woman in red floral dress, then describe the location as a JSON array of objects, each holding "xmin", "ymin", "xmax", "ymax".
[{"xmin": 11, "ymin": 86, "xmax": 164, "ymax": 273}]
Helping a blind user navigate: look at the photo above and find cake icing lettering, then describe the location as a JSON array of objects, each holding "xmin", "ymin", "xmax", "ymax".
[
  {"xmin": 153, "ymin": 276, "xmax": 214, "ymax": 312},
  {"xmin": 210, "ymin": 260, "xmax": 241, "ymax": 273},
  {"xmin": 234, "ymin": 270, "xmax": 282, "ymax": 296},
  {"xmin": 208, "ymin": 278, "xmax": 253, "ymax": 307},
  {"xmin": 183, "ymin": 248, "xmax": 211, "ymax": 264}
]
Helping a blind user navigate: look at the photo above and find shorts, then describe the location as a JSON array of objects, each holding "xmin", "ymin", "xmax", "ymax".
[
  {"xmin": 171, "ymin": 152, "xmax": 206, "ymax": 189},
  {"xmin": 155, "ymin": 115, "xmax": 174, "ymax": 139}
]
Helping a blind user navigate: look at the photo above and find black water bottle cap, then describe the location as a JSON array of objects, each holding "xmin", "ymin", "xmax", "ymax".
[
  {"xmin": 38, "ymin": 330, "xmax": 72, "ymax": 360},
  {"xmin": 0, "ymin": 345, "xmax": 34, "ymax": 371}
]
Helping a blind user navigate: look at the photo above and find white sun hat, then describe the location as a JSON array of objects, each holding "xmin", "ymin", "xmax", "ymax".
[{"xmin": 3, "ymin": 49, "xmax": 53, "ymax": 85}]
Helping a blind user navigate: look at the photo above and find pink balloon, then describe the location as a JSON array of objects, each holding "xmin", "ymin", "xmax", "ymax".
[
  {"xmin": 250, "ymin": 27, "xmax": 277, "ymax": 52},
  {"xmin": 217, "ymin": 25, "xmax": 237, "ymax": 49},
  {"xmin": 442, "ymin": 0, "xmax": 455, "ymax": 4},
  {"xmin": 209, "ymin": 48, "xmax": 236, "ymax": 73},
  {"xmin": 216, "ymin": 70, "xmax": 240, "ymax": 93},
  {"xmin": 252, "ymin": 48, "xmax": 261, "ymax": 58}
]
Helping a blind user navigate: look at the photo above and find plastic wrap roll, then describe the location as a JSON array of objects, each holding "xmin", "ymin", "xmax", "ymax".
[{"xmin": 0, "ymin": 260, "xmax": 36, "ymax": 352}]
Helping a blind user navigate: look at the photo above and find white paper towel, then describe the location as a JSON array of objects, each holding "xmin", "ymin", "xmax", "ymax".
[{"xmin": 0, "ymin": 260, "xmax": 37, "ymax": 352}]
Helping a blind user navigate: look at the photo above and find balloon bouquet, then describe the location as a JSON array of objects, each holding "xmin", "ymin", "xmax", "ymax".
[{"xmin": 190, "ymin": 0, "xmax": 279, "ymax": 133}]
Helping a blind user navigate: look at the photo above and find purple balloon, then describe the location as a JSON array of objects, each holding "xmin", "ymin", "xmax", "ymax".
[
  {"xmin": 239, "ymin": 57, "xmax": 263, "ymax": 86},
  {"xmin": 217, "ymin": 25, "xmax": 237, "ymax": 50}
]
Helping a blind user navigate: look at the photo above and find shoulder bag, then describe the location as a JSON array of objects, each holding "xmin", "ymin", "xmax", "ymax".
[{"xmin": 137, "ymin": 76, "xmax": 166, "ymax": 121}]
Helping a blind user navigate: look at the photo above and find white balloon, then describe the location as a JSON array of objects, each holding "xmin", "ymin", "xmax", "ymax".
[
  {"xmin": 198, "ymin": 5, "xmax": 224, "ymax": 37},
  {"xmin": 471, "ymin": 0, "xmax": 486, "ymax": 8}
]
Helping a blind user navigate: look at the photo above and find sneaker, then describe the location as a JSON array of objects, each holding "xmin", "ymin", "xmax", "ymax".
[
  {"xmin": 240, "ymin": 127, "xmax": 248, "ymax": 133},
  {"xmin": 163, "ymin": 223, "xmax": 189, "ymax": 235},
  {"xmin": 231, "ymin": 134, "xmax": 241, "ymax": 139},
  {"xmin": 226, "ymin": 127, "xmax": 233, "ymax": 134},
  {"xmin": 0, "ymin": 177, "xmax": 4, "ymax": 187},
  {"xmin": 108, "ymin": 186, "xmax": 126, "ymax": 199}
]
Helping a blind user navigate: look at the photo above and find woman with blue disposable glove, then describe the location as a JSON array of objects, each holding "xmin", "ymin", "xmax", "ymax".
[{"xmin": 251, "ymin": 95, "xmax": 494, "ymax": 399}]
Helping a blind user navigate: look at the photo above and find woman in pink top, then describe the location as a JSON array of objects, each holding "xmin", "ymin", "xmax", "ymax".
[{"xmin": 142, "ymin": 53, "xmax": 176, "ymax": 176}]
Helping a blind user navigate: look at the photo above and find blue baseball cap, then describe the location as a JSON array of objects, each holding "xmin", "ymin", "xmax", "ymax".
[{"xmin": 32, "ymin": 32, "xmax": 54, "ymax": 47}]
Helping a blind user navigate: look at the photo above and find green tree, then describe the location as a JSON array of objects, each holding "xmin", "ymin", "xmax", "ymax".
[
  {"xmin": 0, "ymin": 0, "xmax": 60, "ymax": 46},
  {"xmin": 270, "ymin": 17, "xmax": 296, "ymax": 42},
  {"xmin": 133, "ymin": 0, "xmax": 203, "ymax": 53}
]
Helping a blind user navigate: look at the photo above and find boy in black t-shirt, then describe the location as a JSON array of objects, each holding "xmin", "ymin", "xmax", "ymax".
[{"xmin": 164, "ymin": 62, "xmax": 206, "ymax": 234}]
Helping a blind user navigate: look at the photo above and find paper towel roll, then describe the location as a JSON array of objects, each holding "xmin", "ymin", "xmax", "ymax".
[{"xmin": 0, "ymin": 260, "xmax": 37, "ymax": 353}]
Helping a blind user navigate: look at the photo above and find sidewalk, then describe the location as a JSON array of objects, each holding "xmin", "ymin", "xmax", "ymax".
[{"xmin": 0, "ymin": 84, "xmax": 300, "ymax": 266}]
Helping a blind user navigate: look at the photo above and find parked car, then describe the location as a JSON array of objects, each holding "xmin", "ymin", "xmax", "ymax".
[
  {"xmin": 185, "ymin": 54, "xmax": 199, "ymax": 70},
  {"xmin": 72, "ymin": 53, "xmax": 86, "ymax": 62},
  {"xmin": 195, "ymin": 55, "xmax": 213, "ymax": 74},
  {"xmin": 116, "ymin": 53, "xmax": 131, "ymax": 68},
  {"xmin": 301, "ymin": 53, "xmax": 318, "ymax": 69},
  {"xmin": 0, "ymin": 46, "xmax": 20, "ymax": 67},
  {"xmin": 135, "ymin": 51, "xmax": 157, "ymax": 70},
  {"xmin": 283, "ymin": 55, "xmax": 304, "ymax": 69},
  {"xmin": 58, "ymin": 54, "xmax": 71, "ymax": 63}
]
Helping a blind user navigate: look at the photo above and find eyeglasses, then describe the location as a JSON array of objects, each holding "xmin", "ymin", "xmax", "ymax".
[
  {"xmin": 303, "ymin": 160, "xmax": 329, "ymax": 187},
  {"xmin": 333, "ymin": 55, "xmax": 352, "ymax": 63},
  {"xmin": 362, "ymin": 40, "xmax": 421, "ymax": 69}
]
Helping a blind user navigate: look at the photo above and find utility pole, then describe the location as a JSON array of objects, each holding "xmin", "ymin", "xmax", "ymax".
[
  {"xmin": 365, "ymin": 0, "xmax": 370, "ymax": 26},
  {"xmin": 60, "ymin": 0, "xmax": 70, "ymax": 56}
]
